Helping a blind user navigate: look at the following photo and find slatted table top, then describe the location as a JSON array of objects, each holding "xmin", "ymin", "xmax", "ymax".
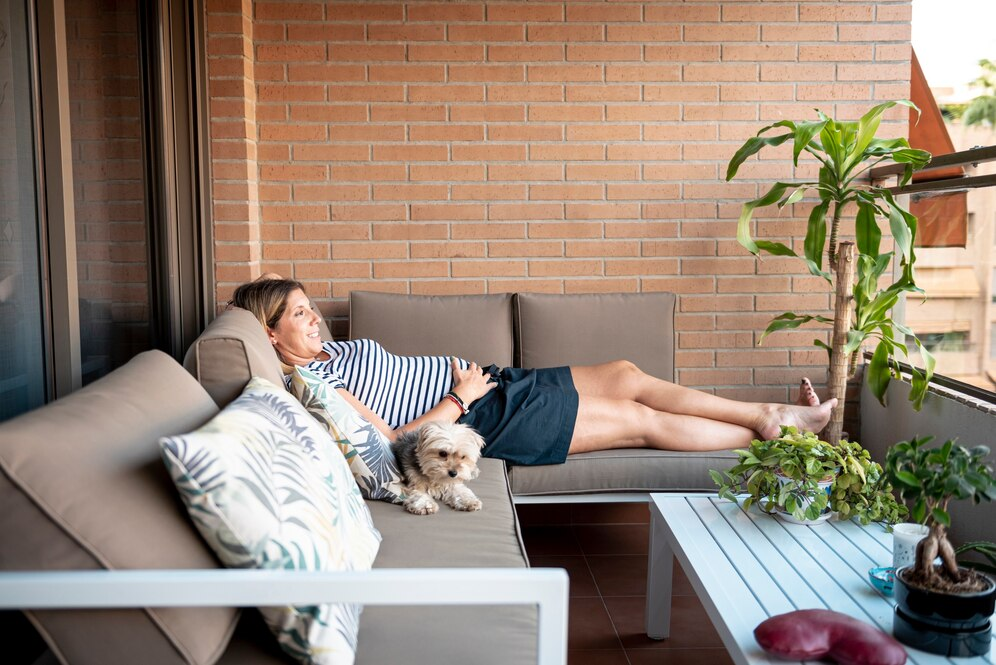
[{"xmin": 649, "ymin": 494, "xmax": 995, "ymax": 665}]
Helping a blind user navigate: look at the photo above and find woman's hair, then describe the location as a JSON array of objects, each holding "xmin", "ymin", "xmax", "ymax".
[{"xmin": 230, "ymin": 278, "xmax": 306, "ymax": 331}]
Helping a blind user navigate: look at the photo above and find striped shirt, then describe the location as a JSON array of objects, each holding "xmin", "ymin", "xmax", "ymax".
[{"xmin": 303, "ymin": 339, "xmax": 470, "ymax": 429}]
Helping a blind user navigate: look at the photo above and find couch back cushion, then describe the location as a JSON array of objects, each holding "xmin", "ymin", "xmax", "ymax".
[
  {"xmin": 515, "ymin": 292, "xmax": 676, "ymax": 380},
  {"xmin": 0, "ymin": 350, "xmax": 238, "ymax": 665},
  {"xmin": 183, "ymin": 308, "xmax": 285, "ymax": 408},
  {"xmin": 348, "ymin": 291, "xmax": 515, "ymax": 367}
]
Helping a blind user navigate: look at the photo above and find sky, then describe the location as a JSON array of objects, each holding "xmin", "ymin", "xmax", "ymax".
[{"xmin": 912, "ymin": 0, "xmax": 996, "ymax": 100}]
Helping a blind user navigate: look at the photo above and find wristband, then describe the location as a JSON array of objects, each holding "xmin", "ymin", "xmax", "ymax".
[{"xmin": 443, "ymin": 393, "xmax": 469, "ymax": 415}]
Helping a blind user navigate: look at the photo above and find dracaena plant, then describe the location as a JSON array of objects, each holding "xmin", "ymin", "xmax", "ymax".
[{"xmin": 726, "ymin": 101, "xmax": 934, "ymax": 445}]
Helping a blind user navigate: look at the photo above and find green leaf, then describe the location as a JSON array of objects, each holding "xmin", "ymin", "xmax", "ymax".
[
  {"xmin": 932, "ymin": 507, "xmax": 951, "ymax": 527},
  {"xmin": 736, "ymin": 183, "xmax": 794, "ymax": 255},
  {"xmin": 892, "ymin": 470, "xmax": 921, "ymax": 489},
  {"xmin": 911, "ymin": 499, "xmax": 926, "ymax": 523},
  {"xmin": 803, "ymin": 201, "xmax": 829, "ymax": 276},
  {"xmin": 758, "ymin": 313, "xmax": 832, "ymax": 345},
  {"xmin": 791, "ymin": 119, "xmax": 829, "ymax": 165},
  {"xmin": 726, "ymin": 133, "xmax": 793, "ymax": 181},
  {"xmin": 867, "ymin": 340, "xmax": 891, "ymax": 406},
  {"xmin": 854, "ymin": 200, "xmax": 881, "ymax": 258}
]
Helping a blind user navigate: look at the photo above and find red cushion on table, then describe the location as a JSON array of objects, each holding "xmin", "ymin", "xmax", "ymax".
[{"xmin": 754, "ymin": 609, "xmax": 906, "ymax": 665}]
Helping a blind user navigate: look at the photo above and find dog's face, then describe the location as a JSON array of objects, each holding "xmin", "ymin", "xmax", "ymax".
[{"xmin": 413, "ymin": 421, "xmax": 485, "ymax": 484}]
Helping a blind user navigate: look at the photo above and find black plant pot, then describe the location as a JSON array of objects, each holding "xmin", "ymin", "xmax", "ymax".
[{"xmin": 893, "ymin": 566, "xmax": 995, "ymax": 657}]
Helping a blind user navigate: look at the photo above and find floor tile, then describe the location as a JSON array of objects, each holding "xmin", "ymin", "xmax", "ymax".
[
  {"xmin": 521, "ymin": 524, "xmax": 583, "ymax": 555},
  {"xmin": 625, "ymin": 647, "xmax": 733, "ymax": 664},
  {"xmin": 671, "ymin": 560, "xmax": 696, "ymax": 597},
  {"xmin": 567, "ymin": 597, "xmax": 623, "ymax": 651},
  {"xmin": 574, "ymin": 523, "xmax": 649, "ymax": 555},
  {"xmin": 516, "ymin": 503, "xmax": 572, "ymax": 526},
  {"xmin": 604, "ymin": 595, "xmax": 723, "ymax": 650},
  {"xmin": 529, "ymin": 554, "xmax": 599, "ymax": 598},
  {"xmin": 571, "ymin": 502, "xmax": 650, "ymax": 525},
  {"xmin": 568, "ymin": 649, "xmax": 631, "ymax": 665},
  {"xmin": 587, "ymin": 554, "xmax": 647, "ymax": 597}
]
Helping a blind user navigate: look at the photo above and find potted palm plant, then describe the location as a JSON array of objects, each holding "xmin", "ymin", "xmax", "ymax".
[
  {"xmin": 726, "ymin": 101, "xmax": 933, "ymax": 445},
  {"xmin": 885, "ymin": 436, "xmax": 996, "ymax": 657},
  {"xmin": 712, "ymin": 426, "xmax": 907, "ymax": 526}
]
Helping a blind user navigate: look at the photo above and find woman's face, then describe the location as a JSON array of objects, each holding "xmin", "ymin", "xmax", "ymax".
[{"xmin": 267, "ymin": 288, "xmax": 323, "ymax": 365}]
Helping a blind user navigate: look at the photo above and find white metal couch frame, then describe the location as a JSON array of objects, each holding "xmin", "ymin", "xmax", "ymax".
[{"xmin": 0, "ymin": 567, "xmax": 569, "ymax": 665}]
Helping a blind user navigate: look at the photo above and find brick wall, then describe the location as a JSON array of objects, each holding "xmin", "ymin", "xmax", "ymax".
[{"xmin": 205, "ymin": 0, "xmax": 912, "ymax": 404}]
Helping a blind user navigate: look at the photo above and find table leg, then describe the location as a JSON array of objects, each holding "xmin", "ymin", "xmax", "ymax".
[{"xmin": 645, "ymin": 505, "xmax": 674, "ymax": 639}]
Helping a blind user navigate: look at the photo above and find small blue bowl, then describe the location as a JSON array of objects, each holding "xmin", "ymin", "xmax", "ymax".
[{"xmin": 868, "ymin": 566, "xmax": 895, "ymax": 596}]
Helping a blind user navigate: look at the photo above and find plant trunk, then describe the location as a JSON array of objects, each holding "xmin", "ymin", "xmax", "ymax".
[
  {"xmin": 827, "ymin": 201, "xmax": 844, "ymax": 273},
  {"xmin": 916, "ymin": 522, "xmax": 962, "ymax": 584},
  {"xmin": 822, "ymin": 241, "xmax": 855, "ymax": 445}
]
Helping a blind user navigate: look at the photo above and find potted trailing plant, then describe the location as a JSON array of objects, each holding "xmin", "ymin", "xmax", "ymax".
[
  {"xmin": 726, "ymin": 101, "xmax": 934, "ymax": 445},
  {"xmin": 885, "ymin": 436, "xmax": 996, "ymax": 657},
  {"xmin": 711, "ymin": 426, "xmax": 907, "ymax": 526}
]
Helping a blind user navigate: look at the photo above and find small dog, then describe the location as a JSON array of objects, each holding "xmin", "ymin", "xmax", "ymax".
[{"xmin": 391, "ymin": 421, "xmax": 485, "ymax": 515}]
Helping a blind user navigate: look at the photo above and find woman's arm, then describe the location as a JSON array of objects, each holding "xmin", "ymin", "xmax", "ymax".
[{"xmin": 336, "ymin": 357, "xmax": 496, "ymax": 442}]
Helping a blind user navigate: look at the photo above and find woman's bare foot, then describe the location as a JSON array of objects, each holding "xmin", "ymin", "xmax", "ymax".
[
  {"xmin": 795, "ymin": 378, "xmax": 820, "ymax": 407},
  {"xmin": 756, "ymin": 399, "xmax": 837, "ymax": 441}
]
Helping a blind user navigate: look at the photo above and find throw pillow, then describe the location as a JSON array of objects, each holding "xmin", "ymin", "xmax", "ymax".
[
  {"xmin": 160, "ymin": 377, "xmax": 382, "ymax": 665},
  {"xmin": 290, "ymin": 366, "xmax": 406, "ymax": 503},
  {"xmin": 754, "ymin": 609, "xmax": 907, "ymax": 665}
]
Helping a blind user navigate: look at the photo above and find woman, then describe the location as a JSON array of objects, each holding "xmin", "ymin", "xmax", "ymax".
[{"xmin": 231, "ymin": 278, "xmax": 835, "ymax": 466}]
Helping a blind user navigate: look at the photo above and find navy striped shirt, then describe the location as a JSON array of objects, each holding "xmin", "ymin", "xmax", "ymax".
[{"xmin": 304, "ymin": 339, "xmax": 470, "ymax": 429}]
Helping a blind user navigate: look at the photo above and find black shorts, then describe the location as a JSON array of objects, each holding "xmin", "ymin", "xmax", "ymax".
[{"xmin": 458, "ymin": 365, "xmax": 579, "ymax": 466}]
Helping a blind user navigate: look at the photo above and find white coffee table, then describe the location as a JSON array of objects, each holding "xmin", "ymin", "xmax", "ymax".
[{"xmin": 645, "ymin": 493, "xmax": 995, "ymax": 665}]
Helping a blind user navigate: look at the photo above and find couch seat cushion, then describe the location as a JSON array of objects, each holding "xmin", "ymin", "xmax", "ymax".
[
  {"xmin": 508, "ymin": 448, "xmax": 737, "ymax": 496},
  {"xmin": 357, "ymin": 457, "xmax": 537, "ymax": 665},
  {"xmin": 0, "ymin": 351, "xmax": 238, "ymax": 665}
]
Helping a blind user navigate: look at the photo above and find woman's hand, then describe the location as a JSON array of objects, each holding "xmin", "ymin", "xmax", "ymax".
[{"xmin": 450, "ymin": 357, "xmax": 496, "ymax": 405}]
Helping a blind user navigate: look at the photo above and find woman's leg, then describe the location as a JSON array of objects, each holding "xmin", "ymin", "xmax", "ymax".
[
  {"xmin": 568, "ymin": 395, "xmax": 758, "ymax": 454},
  {"xmin": 570, "ymin": 361, "xmax": 835, "ymax": 441}
]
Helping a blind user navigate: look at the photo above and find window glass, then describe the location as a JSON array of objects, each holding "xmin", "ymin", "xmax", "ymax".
[{"xmin": 0, "ymin": 0, "xmax": 46, "ymax": 421}]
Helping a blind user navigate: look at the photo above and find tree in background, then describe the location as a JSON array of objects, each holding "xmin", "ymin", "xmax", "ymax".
[{"xmin": 962, "ymin": 59, "xmax": 996, "ymax": 128}]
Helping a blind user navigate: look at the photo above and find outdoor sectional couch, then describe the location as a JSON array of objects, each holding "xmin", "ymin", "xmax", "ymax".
[{"xmin": 0, "ymin": 290, "xmax": 736, "ymax": 665}]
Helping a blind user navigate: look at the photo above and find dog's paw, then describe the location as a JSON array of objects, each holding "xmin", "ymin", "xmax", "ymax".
[
  {"xmin": 405, "ymin": 497, "xmax": 439, "ymax": 515},
  {"xmin": 452, "ymin": 496, "xmax": 482, "ymax": 512}
]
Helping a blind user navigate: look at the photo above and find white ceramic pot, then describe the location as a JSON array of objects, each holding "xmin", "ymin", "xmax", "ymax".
[{"xmin": 774, "ymin": 473, "xmax": 835, "ymax": 525}]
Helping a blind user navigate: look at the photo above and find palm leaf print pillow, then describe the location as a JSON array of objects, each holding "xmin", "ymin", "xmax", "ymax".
[
  {"xmin": 290, "ymin": 367, "xmax": 405, "ymax": 503},
  {"xmin": 160, "ymin": 377, "xmax": 381, "ymax": 665}
]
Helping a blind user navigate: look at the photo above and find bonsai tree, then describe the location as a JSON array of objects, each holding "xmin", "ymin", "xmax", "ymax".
[
  {"xmin": 726, "ymin": 101, "xmax": 934, "ymax": 445},
  {"xmin": 886, "ymin": 436, "xmax": 996, "ymax": 592},
  {"xmin": 712, "ymin": 426, "xmax": 907, "ymax": 525}
]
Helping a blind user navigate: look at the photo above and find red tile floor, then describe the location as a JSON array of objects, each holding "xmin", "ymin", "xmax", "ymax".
[{"xmin": 517, "ymin": 502, "xmax": 734, "ymax": 665}]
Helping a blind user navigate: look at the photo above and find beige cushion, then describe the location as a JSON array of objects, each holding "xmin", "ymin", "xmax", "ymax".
[
  {"xmin": 183, "ymin": 308, "xmax": 285, "ymax": 408},
  {"xmin": 348, "ymin": 291, "xmax": 515, "ymax": 367},
  {"xmin": 515, "ymin": 292, "xmax": 676, "ymax": 379},
  {"xmin": 507, "ymin": 448, "xmax": 737, "ymax": 496},
  {"xmin": 0, "ymin": 351, "xmax": 238, "ymax": 665}
]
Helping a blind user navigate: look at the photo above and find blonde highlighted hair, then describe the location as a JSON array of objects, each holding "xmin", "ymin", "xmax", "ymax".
[{"xmin": 230, "ymin": 277, "xmax": 306, "ymax": 332}]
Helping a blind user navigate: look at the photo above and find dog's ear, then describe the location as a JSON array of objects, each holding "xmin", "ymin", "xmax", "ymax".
[{"xmin": 470, "ymin": 429, "xmax": 486, "ymax": 451}]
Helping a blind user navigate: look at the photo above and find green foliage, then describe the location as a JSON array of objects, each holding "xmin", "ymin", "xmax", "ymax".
[
  {"xmin": 726, "ymin": 102, "xmax": 934, "ymax": 411},
  {"xmin": 711, "ymin": 426, "xmax": 907, "ymax": 525},
  {"xmin": 885, "ymin": 436, "xmax": 996, "ymax": 528},
  {"xmin": 956, "ymin": 540, "xmax": 996, "ymax": 577},
  {"xmin": 963, "ymin": 59, "xmax": 996, "ymax": 128}
]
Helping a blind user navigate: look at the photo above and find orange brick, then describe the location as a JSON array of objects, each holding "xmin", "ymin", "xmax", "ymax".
[
  {"xmin": 565, "ymin": 278, "xmax": 637, "ymax": 294},
  {"xmin": 257, "ymin": 85, "xmax": 326, "ymax": 103},
  {"xmin": 256, "ymin": 44, "xmax": 325, "ymax": 62},
  {"xmin": 838, "ymin": 63, "xmax": 909, "ymax": 81},
  {"xmin": 331, "ymin": 204, "xmax": 405, "ymax": 221},
  {"xmin": 489, "ymin": 125, "xmax": 563, "ymax": 141},
  {"xmin": 529, "ymin": 222, "xmax": 603, "ymax": 239},
  {"xmin": 450, "ymin": 65, "xmax": 525, "ymax": 83},
  {"xmin": 488, "ymin": 279, "xmax": 562, "ymax": 293},
  {"xmin": 757, "ymin": 294, "xmax": 829, "ymax": 312},
  {"xmin": 289, "ymin": 64, "xmax": 365, "ymax": 82},
  {"xmin": 294, "ymin": 184, "xmax": 368, "ymax": 202},
  {"xmin": 722, "ymin": 44, "xmax": 797, "ymax": 62},
  {"xmin": 644, "ymin": 5, "xmax": 721, "ymax": 22},
  {"xmin": 452, "ymin": 144, "xmax": 526, "ymax": 161},
  {"xmin": 332, "ymin": 164, "xmax": 406, "ymax": 181},
  {"xmin": 287, "ymin": 24, "xmax": 365, "ymax": 42},
  {"xmin": 679, "ymin": 331, "xmax": 754, "ymax": 350},
  {"xmin": 682, "ymin": 294, "xmax": 754, "ymax": 312},
  {"xmin": 373, "ymin": 184, "xmax": 449, "ymax": 201},
  {"xmin": 260, "ymin": 164, "xmax": 327, "ymax": 182},
  {"xmin": 685, "ymin": 24, "xmax": 759, "ymax": 42},
  {"xmin": 645, "ymin": 164, "xmax": 716, "ymax": 181},
  {"xmin": 799, "ymin": 4, "xmax": 874, "ymax": 22},
  {"xmin": 717, "ymin": 276, "xmax": 791, "ymax": 293},
  {"xmin": 797, "ymin": 84, "xmax": 871, "ymax": 101},
  {"xmin": 606, "ymin": 65, "xmax": 681, "ymax": 82},
  {"xmin": 875, "ymin": 44, "xmax": 912, "ymax": 62},
  {"xmin": 530, "ymin": 184, "xmax": 602, "ymax": 201},
  {"xmin": 529, "ymin": 260, "xmax": 602, "ymax": 277},
  {"xmin": 566, "ymin": 4, "xmax": 641, "ymax": 22},
  {"xmin": 489, "ymin": 203, "xmax": 563, "ymax": 221},
  {"xmin": 721, "ymin": 83, "xmax": 793, "ymax": 102},
  {"xmin": 409, "ymin": 124, "xmax": 485, "ymax": 141},
  {"xmin": 452, "ymin": 260, "xmax": 525, "ymax": 278},
  {"xmin": 486, "ymin": 164, "xmax": 560, "ymax": 181},
  {"xmin": 408, "ymin": 3, "xmax": 483, "ymax": 22},
  {"xmin": 411, "ymin": 204, "xmax": 486, "ymax": 221},
  {"xmin": 261, "ymin": 204, "xmax": 328, "ymax": 222},
  {"xmin": 453, "ymin": 184, "xmax": 528, "ymax": 200},
  {"xmin": 332, "ymin": 242, "xmax": 407, "ymax": 260},
  {"xmin": 294, "ymin": 262, "xmax": 370, "ymax": 279},
  {"xmin": 605, "ymin": 259, "xmax": 679, "ymax": 275},
  {"xmin": 716, "ymin": 349, "xmax": 789, "ymax": 367},
  {"xmin": 606, "ymin": 144, "xmax": 681, "ymax": 160},
  {"xmin": 373, "ymin": 144, "xmax": 448, "ymax": 161},
  {"xmin": 567, "ymin": 44, "xmax": 641, "ymax": 62},
  {"xmin": 528, "ymin": 64, "xmax": 602, "ymax": 82},
  {"xmin": 607, "ymin": 221, "xmax": 678, "ymax": 238},
  {"xmin": 453, "ymin": 222, "xmax": 526, "ymax": 239},
  {"xmin": 294, "ymin": 223, "xmax": 369, "ymax": 241},
  {"xmin": 605, "ymin": 105, "xmax": 680, "ymax": 122},
  {"xmin": 565, "ymin": 124, "xmax": 640, "ymax": 141},
  {"xmin": 487, "ymin": 4, "xmax": 562, "ymax": 22},
  {"xmin": 409, "ymin": 45, "xmax": 485, "ymax": 62},
  {"xmin": 328, "ymin": 45, "xmax": 406, "ymax": 62},
  {"xmin": 877, "ymin": 5, "xmax": 912, "ymax": 22},
  {"xmin": 488, "ymin": 84, "xmax": 563, "ymax": 102},
  {"xmin": 488, "ymin": 44, "xmax": 565, "ymax": 62},
  {"xmin": 799, "ymin": 44, "xmax": 872, "ymax": 62},
  {"xmin": 762, "ymin": 24, "xmax": 836, "ymax": 42},
  {"xmin": 412, "ymin": 280, "xmax": 488, "ymax": 296},
  {"xmin": 258, "ymin": 184, "xmax": 290, "ymax": 202},
  {"xmin": 410, "ymin": 164, "xmax": 485, "ymax": 182},
  {"xmin": 327, "ymin": 3, "xmax": 404, "ymax": 21},
  {"xmin": 646, "ymin": 275, "xmax": 714, "ymax": 292},
  {"xmin": 530, "ymin": 144, "xmax": 604, "ymax": 161},
  {"xmin": 606, "ymin": 25, "xmax": 682, "ymax": 42},
  {"xmin": 373, "ymin": 223, "xmax": 449, "ymax": 241},
  {"xmin": 411, "ymin": 242, "xmax": 486, "ymax": 259},
  {"xmin": 566, "ymin": 203, "xmax": 639, "ymax": 220},
  {"xmin": 450, "ymin": 105, "xmax": 525, "ymax": 122},
  {"xmin": 409, "ymin": 85, "xmax": 484, "ymax": 102},
  {"xmin": 290, "ymin": 105, "xmax": 367, "ymax": 123},
  {"xmin": 527, "ymin": 25, "xmax": 603, "ymax": 42},
  {"xmin": 645, "ymin": 84, "xmax": 718, "ymax": 102},
  {"xmin": 567, "ymin": 164, "xmax": 638, "ymax": 181},
  {"xmin": 489, "ymin": 241, "xmax": 564, "ymax": 257},
  {"xmin": 263, "ymin": 243, "xmax": 329, "ymax": 260},
  {"xmin": 367, "ymin": 25, "xmax": 444, "ymax": 41},
  {"xmin": 295, "ymin": 144, "xmax": 369, "ymax": 161},
  {"xmin": 761, "ymin": 63, "xmax": 835, "ymax": 82},
  {"xmin": 448, "ymin": 25, "xmax": 525, "ymax": 42},
  {"xmin": 643, "ymin": 239, "xmax": 716, "ymax": 256},
  {"xmin": 332, "ymin": 281, "xmax": 406, "ymax": 298},
  {"xmin": 330, "ymin": 85, "xmax": 404, "ymax": 102},
  {"xmin": 369, "ymin": 65, "xmax": 445, "ymax": 82},
  {"xmin": 683, "ymin": 104, "xmax": 757, "ymax": 121},
  {"xmin": 606, "ymin": 184, "xmax": 680, "ymax": 200},
  {"xmin": 675, "ymin": 350, "xmax": 716, "ymax": 367},
  {"xmin": 684, "ymin": 63, "xmax": 758, "ymax": 82}
]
